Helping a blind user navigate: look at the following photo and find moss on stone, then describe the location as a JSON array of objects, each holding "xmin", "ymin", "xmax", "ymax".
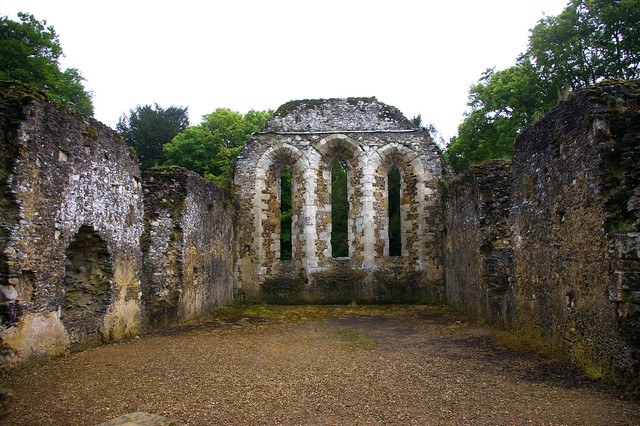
[
  {"xmin": 85, "ymin": 126, "xmax": 99, "ymax": 139},
  {"xmin": 272, "ymin": 97, "xmax": 378, "ymax": 119}
]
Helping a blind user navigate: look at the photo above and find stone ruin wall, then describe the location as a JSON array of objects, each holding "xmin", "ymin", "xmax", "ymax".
[
  {"xmin": 234, "ymin": 98, "xmax": 444, "ymax": 304},
  {"xmin": 444, "ymin": 160, "xmax": 514, "ymax": 325},
  {"xmin": 511, "ymin": 81, "xmax": 640, "ymax": 381},
  {"xmin": 1, "ymin": 77, "xmax": 639, "ymax": 386},
  {"xmin": 0, "ymin": 83, "xmax": 235, "ymax": 366},
  {"xmin": 142, "ymin": 167, "xmax": 234, "ymax": 327},
  {"xmin": 0, "ymin": 82, "xmax": 144, "ymax": 364},
  {"xmin": 444, "ymin": 80, "xmax": 640, "ymax": 383}
]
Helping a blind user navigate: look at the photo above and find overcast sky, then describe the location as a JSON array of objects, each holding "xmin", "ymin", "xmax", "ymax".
[{"xmin": 2, "ymin": 0, "xmax": 569, "ymax": 140}]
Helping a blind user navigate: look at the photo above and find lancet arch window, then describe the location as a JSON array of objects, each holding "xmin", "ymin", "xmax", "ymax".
[
  {"xmin": 331, "ymin": 159, "xmax": 349, "ymax": 258},
  {"xmin": 388, "ymin": 166, "xmax": 402, "ymax": 256},
  {"xmin": 279, "ymin": 168, "xmax": 293, "ymax": 260}
]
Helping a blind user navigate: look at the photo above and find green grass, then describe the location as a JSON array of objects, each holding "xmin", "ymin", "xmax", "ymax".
[{"xmin": 334, "ymin": 326, "xmax": 377, "ymax": 349}]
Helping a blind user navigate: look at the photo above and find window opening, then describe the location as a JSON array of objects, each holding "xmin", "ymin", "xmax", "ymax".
[
  {"xmin": 331, "ymin": 160, "xmax": 349, "ymax": 257},
  {"xmin": 280, "ymin": 169, "xmax": 292, "ymax": 260},
  {"xmin": 388, "ymin": 167, "xmax": 402, "ymax": 256}
]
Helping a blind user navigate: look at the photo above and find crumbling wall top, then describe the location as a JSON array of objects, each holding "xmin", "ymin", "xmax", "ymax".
[{"xmin": 262, "ymin": 97, "xmax": 416, "ymax": 133}]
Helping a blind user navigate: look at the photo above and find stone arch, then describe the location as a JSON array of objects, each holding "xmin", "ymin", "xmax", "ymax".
[
  {"xmin": 313, "ymin": 135, "xmax": 365, "ymax": 263},
  {"xmin": 253, "ymin": 144, "xmax": 309, "ymax": 275},
  {"xmin": 372, "ymin": 143, "xmax": 429, "ymax": 263},
  {"xmin": 61, "ymin": 225, "xmax": 113, "ymax": 351}
]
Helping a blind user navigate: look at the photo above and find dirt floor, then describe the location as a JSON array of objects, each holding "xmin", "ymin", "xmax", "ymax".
[{"xmin": 1, "ymin": 305, "xmax": 639, "ymax": 426}]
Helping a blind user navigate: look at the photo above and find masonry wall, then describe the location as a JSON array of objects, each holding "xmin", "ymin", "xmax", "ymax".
[
  {"xmin": 235, "ymin": 98, "xmax": 444, "ymax": 304},
  {"xmin": 442, "ymin": 81, "xmax": 640, "ymax": 385},
  {"xmin": 511, "ymin": 81, "xmax": 639, "ymax": 382},
  {"xmin": 444, "ymin": 160, "xmax": 514, "ymax": 325},
  {"xmin": 142, "ymin": 167, "xmax": 234, "ymax": 326},
  {"xmin": 0, "ymin": 82, "xmax": 144, "ymax": 366}
]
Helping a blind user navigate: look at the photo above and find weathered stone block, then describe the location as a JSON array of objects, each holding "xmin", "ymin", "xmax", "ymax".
[{"xmin": 98, "ymin": 412, "xmax": 174, "ymax": 426}]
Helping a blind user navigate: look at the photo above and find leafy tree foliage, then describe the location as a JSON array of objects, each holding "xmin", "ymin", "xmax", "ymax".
[
  {"xmin": 280, "ymin": 169, "xmax": 293, "ymax": 260},
  {"xmin": 445, "ymin": 60, "xmax": 552, "ymax": 172},
  {"xmin": 117, "ymin": 104, "xmax": 189, "ymax": 170},
  {"xmin": 529, "ymin": 0, "xmax": 640, "ymax": 91},
  {"xmin": 445, "ymin": 0, "xmax": 640, "ymax": 173},
  {"xmin": 163, "ymin": 108, "xmax": 273, "ymax": 187},
  {"xmin": 0, "ymin": 13, "xmax": 93, "ymax": 115},
  {"xmin": 331, "ymin": 160, "xmax": 349, "ymax": 258}
]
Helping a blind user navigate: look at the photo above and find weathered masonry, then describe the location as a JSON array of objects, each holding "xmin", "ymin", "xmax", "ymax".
[
  {"xmin": 142, "ymin": 167, "xmax": 234, "ymax": 327},
  {"xmin": 0, "ymin": 83, "xmax": 144, "ymax": 361},
  {"xmin": 0, "ymin": 79, "xmax": 639, "ymax": 388},
  {"xmin": 0, "ymin": 82, "xmax": 235, "ymax": 366},
  {"xmin": 444, "ymin": 81, "xmax": 640, "ymax": 384},
  {"xmin": 234, "ymin": 98, "xmax": 444, "ymax": 303}
]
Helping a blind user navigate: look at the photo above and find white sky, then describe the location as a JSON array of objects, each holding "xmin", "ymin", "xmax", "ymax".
[{"xmin": 1, "ymin": 0, "xmax": 568, "ymax": 140}]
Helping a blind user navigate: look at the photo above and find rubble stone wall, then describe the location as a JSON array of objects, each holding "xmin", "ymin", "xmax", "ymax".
[
  {"xmin": 444, "ymin": 81, "xmax": 640, "ymax": 384},
  {"xmin": 235, "ymin": 98, "xmax": 444, "ymax": 303},
  {"xmin": 511, "ymin": 81, "xmax": 640, "ymax": 381},
  {"xmin": 444, "ymin": 160, "xmax": 513, "ymax": 325},
  {"xmin": 0, "ymin": 82, "xmax": 143, "ymax": 365},
  {"xmin": 142, "ymin": 167, "xmax": 234, "ymax": 326}
]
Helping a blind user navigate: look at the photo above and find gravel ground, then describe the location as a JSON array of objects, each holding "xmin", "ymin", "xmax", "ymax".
[{"xmin": 1, "ymin": 305, "xmax": 638, "ymax": 426}]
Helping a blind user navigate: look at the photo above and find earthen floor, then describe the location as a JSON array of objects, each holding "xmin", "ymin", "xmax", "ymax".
[{"xmin": 2, "ymin": 305, "xmax": 638, "ymax": 425}]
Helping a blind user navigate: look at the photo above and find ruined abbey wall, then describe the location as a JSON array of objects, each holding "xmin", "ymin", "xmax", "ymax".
[
  {"xmin": 142, "ymin": 167, "xmax": 234, "ymax": 326},
  {"xmin": 1, "ymin": 79, "xmax": 638, "ymax": 385},
  {"xmin": 0, "ymin": 82, "xmax": 144, "ymax": 363},
  {"xmin": 0, "ymin": 83, "xmax": 235, "ymax": 366},
  {"xmin": 444, "ymin": 81, "xmax": 640, "ymax": 382},
  {"xmin": 444, "ymin": 160, "xmax": 514, "ymax": 325},
  {"xmin": 234, "ymin": 98, "xmax": 444, "ymax": 303}
]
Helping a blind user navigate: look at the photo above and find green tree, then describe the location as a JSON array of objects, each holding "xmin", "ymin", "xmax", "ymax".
[
  {"xmin": 280, "ymin": 169, "xmax": 292, "ymax": 260},
  {"xmin": 200, "ymin": 108, "xmax": 273, "ymax": 148},
  {"xmin": 446, "ymin": 0, "xmax": 640, "ymax": 173},
  {"xmin": 0, "ymin": 13, "xmax": 93, "ymax": 115},
  {"xmin": 117, "ymin": 104, "xmax": 189, "ymax": 171},
  {"xmin": 388, "ymin": 167, "xmax": 401, "ymax": 256},
  {"xmin": 163, "ymin": 108, "xmax": 273, "ymax": 187},
  {"xmin": 445, "ymin": 60, "xmax": 552, "ymax": 173},
  {"xmin": 529, "ymin": 0, "xmax": 640, "ymax": 91},
  {"xmin": 331, "ymin": 160, "xmax": 349, "ymax": 258}
]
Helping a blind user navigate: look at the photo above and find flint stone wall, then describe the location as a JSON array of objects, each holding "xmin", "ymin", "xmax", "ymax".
[
  {"xmin": 142, "ymin": 167, "xmax": 234, "ymax": 326},
  {"xmin": 444, "ymin": 160, "xmax": 514, "ymax": 325},
  {"xmin": 510, "ymin": 81, "xmax": 640, "ymax": 381},
  {"xmin": 235, "ymin": 98, "xmax": 444, "ymax": 303},
  {"xmin": 0, "ymin": 82, "xmax": 143, "ymax": 366}
]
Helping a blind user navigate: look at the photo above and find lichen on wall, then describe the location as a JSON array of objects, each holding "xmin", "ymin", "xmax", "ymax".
[
  {"xmin": 511, "ymin": 80, "xmax": 640, "ymax": 384},
  {"xmin": 234, "ymin": 97, "xmax": 444, "ymax": 303},
  {"xmin": 142, "ymin": 166, "xmax": 234, "ymax": 325},
  {"xmin": 0, "ymin": 81, "xmax": 144, "ymax": 366}
]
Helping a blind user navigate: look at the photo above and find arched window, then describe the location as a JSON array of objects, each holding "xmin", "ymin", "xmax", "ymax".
[
  {"xmin": 280, "ymin": 169, "xmax": 292, "ymax": 260},
  {"xmin": 388, "ymin": 167, "xmax": 402, "ymax": 256},
  {"xmin": 331, "ymin": 160, "xmax": 349, "ymax": 258}
]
